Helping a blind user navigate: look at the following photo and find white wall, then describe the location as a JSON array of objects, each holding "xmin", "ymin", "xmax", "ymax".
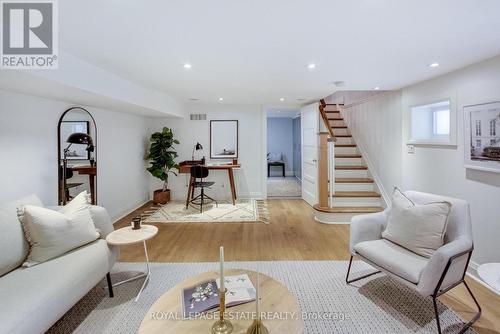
[
  {"xmin": 267, "ymin": 117, "xmax": 294, "ymax": 176},
  {"xmin": 401, "ymin": 55, "xmax": 500, "ymax": 268},
  {"xmin": 147, "ymin": 103, "xmax": 266, "ymax": 200},
  {"xmin": 0, "ymin": 89, "xmax": 150, "ymax": 221},
  {"xmin": 341, "ymin": 92, "xmax": 403, "ymax": 203}
]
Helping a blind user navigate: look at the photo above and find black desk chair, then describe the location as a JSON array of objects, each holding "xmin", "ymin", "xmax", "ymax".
[
  {"xmin": 59, "ymin": 166, "xmax": 83, "ymax": 201},
  {"xmin": 187, "ymin": 165, "xmax": 217, "ymax": 212}
]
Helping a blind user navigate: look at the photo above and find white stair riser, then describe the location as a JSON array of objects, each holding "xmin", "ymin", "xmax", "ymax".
[
  {"xmin": 335, "ymin": 169, "xmax": 369, "ymax": 178},
  {"xmin": 335, "ymin": 146, "xmax": 357, "ymax": 155},
  {"xmin": 332, "ymin": 128, "xmax": 349, "ymax": 136},
  {"xmin": 335, "ymin": 157, "xmax": 363, "ymax": 166},
  {"xmin": 335, "ymin": 137, "xmax": 354, "ymax": 145},
  {"xmin": 329, "ymin": 120, "xmax": 345, "ymax": 127},
  {"xmin": 335, "ymin": 183, "xmax": 375, "ymax": 191},
  {"xmin": 332, "ymin": 197, "xmax": 383, "ymax": 206},
  {"xmin": 315, "ymin": 211, "xmax": 355, "ymax": 224}
]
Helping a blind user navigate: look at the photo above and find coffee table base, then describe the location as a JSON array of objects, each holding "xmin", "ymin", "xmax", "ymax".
[{"xmin": 111, "ymin": 240, "xmax": 151, "ymax": 302}]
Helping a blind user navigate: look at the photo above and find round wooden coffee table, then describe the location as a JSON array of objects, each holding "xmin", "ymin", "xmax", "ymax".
[{"xmin": 139, "ymin": 269, "xmax": 303, "ymax": 333}]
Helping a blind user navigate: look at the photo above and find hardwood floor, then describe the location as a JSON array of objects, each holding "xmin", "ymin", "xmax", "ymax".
[{"xmin": 115, "ymin": 199, "xmax": 500, "ymax": 333}]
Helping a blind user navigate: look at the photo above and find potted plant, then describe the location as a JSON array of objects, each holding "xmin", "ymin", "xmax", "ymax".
[{"xmin": 146, "ymin": 127, "xmax": 180, "ymax": 204}]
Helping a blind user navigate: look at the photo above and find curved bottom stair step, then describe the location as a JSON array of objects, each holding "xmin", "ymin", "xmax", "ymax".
[
  {"xmin": 313, "ymin": 205, "xmax": 384, "ymax": 214},
  {"xmin": 331, "ymin": 191, "xmax": 381, "ymax": 198}
]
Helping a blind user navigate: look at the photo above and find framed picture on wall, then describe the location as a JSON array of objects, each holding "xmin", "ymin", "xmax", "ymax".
[
  {"xmin": 60, "ymin": 121, "xmax": 91, "ymax": 160},
  {"xmin": 210, "ymin": 120, "xmax": 238, "ymax": 159},
  {"xmin": 464, "ymin": 101, "xmax": 500, "ymax": 173}
]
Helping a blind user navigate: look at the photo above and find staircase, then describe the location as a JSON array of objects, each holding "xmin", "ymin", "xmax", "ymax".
[{"xmin": 314, "ymin": 102, "xmax": 385, "ymax": 224}]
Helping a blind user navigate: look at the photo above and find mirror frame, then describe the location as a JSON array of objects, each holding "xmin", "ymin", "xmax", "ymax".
[
  {"xmin": 57, "ymin": 107, "xmax": 98, "ymax": 205},
  {"xmin": 209, "ymin": 120, "xmax": 239, "ymax": 159}
]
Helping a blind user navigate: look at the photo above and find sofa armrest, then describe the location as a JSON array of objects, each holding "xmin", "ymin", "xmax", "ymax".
[
  {"xmin": 417, "ymin": 237, "xmax": 473, "ymax": 296},
  {"xmin": 89, "ymin": 206, "xmax": 115, "ymax": 239},
  {"xmin": 350, "ymin": 210, "xmax": 389, "ymax": 254}
]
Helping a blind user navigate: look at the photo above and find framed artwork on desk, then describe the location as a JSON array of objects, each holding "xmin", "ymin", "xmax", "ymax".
[{"xmin": 210, "ymin": 120, "xmax": 238, "ymax": 159}]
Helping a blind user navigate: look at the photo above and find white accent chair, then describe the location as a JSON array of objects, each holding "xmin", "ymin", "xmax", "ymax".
[{"xmin": 347, "ymin": 190, "xmax": 481, "ymax": 334}]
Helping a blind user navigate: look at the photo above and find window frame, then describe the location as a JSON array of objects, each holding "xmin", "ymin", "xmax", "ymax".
[{"xmin": 407, "ymin": 98, "xmax": 457, "ymax": 146}]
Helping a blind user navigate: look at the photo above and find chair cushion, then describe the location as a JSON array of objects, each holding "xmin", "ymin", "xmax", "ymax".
[
  {"xmin": 267, "ymin": 152, "xmax": 282, "ymax": 162},
  {"xmin": 0, "ymin": 195, "xmax": 43, "ymax": 277},
  {"xmin": 194, "ymin": 181, "xmax": 215, "ymax": 187},
  {"xmin": 381, "ymin": 188, "xmax": 451, "ymax": 258},
  {"xmin": 354, "ymin": 239, "xmax": 429, "ymax": 284}
]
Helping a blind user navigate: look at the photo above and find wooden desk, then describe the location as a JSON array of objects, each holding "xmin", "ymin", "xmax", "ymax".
[
  {"xmin": 179, "ymin": 162, "xmax": 240, "ymax": 206},
  {"xmin": 71, "ymin": 165, "xmax": 97, "ymax": 205}
]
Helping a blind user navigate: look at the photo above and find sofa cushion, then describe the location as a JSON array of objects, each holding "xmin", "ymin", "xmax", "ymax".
[
  {"xmin": 382, "ymin": 188, "xmax": 451, "ymax": 258},
  {"xmin": 0, "ymin": 239, "xmax": 116, "ymax": 334},
  {"xmin": 18, "ymin": 193, "xmax": 100, "ymax": 267},
  {"xmin": 0, "ymin": 195, "xmax": 43, "ymax": 276},
  {"xmin": 354, "ymin": 239, "xmax": 429, "ymax": 284}
]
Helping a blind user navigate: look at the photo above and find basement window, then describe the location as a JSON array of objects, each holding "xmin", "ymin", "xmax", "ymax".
[{"xmin": 409, "ymin": 100, "xmax": 453, "ymax": 145}]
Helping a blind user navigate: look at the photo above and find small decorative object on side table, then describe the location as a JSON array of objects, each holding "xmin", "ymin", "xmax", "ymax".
[{"xmin": 106, "ymin": 224, "xmax": 158, "ymax": 302}]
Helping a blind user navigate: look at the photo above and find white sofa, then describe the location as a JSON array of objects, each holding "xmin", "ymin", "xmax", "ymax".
[{"xmin": 0, "ymin": 195, "xmax": 117, "ymax": 334}]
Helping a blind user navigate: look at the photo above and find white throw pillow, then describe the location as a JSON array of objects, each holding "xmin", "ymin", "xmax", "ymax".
[
  {"xmin": 381, "ymin": 188, "xmax": 451, "ymax": 258},
  {"xmin": 18, "ymin": 192, "xmax": 99, "ymax": 267}
]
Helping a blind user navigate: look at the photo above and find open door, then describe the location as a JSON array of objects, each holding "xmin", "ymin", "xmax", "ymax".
[{"xmin": 301, "ymin": 102, "xmax": 319, "ymax": 206}]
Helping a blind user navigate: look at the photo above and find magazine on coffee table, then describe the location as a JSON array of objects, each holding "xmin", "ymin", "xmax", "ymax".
[{"xmin": 181, "ymin": 274, "xmax": 256, "ymax": 319}]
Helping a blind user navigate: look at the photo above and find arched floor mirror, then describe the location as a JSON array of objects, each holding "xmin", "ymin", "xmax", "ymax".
[{"xmin": 58, "ymin": 107, "xmax": 98, "ymax": 205}]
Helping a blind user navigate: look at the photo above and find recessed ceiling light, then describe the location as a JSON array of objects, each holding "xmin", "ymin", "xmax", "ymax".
[
  {"xmin": 429, "ymin": 62, "xmax": 440, "ymax": 68},
  {"xmin": 374, "ymin": 87, "xmax": 380, "ymax": 90},
  {"xmin": 189, "ymin": 98, "xmax": 199, "ymax": 101},
  {"xmin": 280, "ymin": 98, "xmax": 285, "ymax": 102},
  {"xmin": 183, "ymin": 63, "xmax": 192, "ymax": 69},
  {"xmin": 218, "ymin": 97, "xmax": 224, "ymax": 101},
  {"xmin": 307, "ymin": 63, "xmax": 316, "ymax": 70}
]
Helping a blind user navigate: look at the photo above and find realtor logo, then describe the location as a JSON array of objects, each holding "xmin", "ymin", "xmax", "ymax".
[{"xmin": 1, "ymin": 0, "xmax": 58, "ymax": 69}]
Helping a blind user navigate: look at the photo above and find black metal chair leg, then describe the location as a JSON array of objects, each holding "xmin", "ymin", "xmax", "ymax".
[
  {"xmin": 433, "ymin": 281, "xmax": 481, "ymax": 334},
  {"xmin": 345, "ymin": 255, "xmax": 381, "ymax": 284},
  {"xmin": 106, "ymin": 272, "xmax": 114, "ymax": 298}
]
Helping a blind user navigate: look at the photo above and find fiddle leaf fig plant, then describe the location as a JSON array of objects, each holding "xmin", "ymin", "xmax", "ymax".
[{"xmin": 146, "ymin": 127, "xmax": 180, "ymax": 191}]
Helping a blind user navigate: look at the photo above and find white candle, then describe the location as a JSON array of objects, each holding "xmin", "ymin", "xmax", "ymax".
[
  {"xmin": 256, "ymin": 272, "xmax": 260, "ymax": 320},
  {"xmin": 219, "ymin": 246, "xmax": 225, "ymax": 293}
]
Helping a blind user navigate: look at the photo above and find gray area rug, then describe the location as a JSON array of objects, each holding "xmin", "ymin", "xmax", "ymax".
[
  {"xmin": 48, "ymin": 261, "xmax": 474, "ymax": 334},
  {"xmin": 267, "ymin": 177, "xmax": 302, "ymax": 197}
]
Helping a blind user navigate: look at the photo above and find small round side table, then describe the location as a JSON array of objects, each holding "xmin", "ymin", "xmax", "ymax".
[{"xmin": 106, "ymin": 224, "xmax": 158, "ymax": 302}]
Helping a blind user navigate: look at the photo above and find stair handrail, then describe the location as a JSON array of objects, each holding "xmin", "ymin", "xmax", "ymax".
[{"xmin": 319, "ymin": 99, "xmax": 336, "ymax": 142}]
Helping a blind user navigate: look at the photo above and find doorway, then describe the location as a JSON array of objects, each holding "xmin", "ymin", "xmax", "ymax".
[{"xmin": 266, "ymin": 109, "xmax": 302, "ymax": 198}]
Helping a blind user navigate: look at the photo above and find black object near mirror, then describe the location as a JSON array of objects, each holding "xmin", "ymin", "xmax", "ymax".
[{"xmin": 58, "ymin": 107, "xmax": 97, "ymax": 205}]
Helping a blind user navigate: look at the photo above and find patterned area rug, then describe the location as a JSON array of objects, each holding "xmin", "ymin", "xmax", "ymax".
[
  {"xmin": 48, "ymin": 261, "xmax": 475, "ymax": 334},
  {"xmin": 142, "ymin": 199, "xmax": 270, "ymax": 224}
]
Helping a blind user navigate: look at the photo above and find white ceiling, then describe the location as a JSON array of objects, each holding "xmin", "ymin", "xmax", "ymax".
[{"xmin": 60, "ymin": 0, "xmax": 500, "ymax": 106}]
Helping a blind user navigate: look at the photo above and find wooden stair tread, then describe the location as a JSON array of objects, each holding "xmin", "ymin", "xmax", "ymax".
[
  {"xmin": 332, "ymin": 191, "xmax": 381, "ymax": 198},
  {"xmin": 336, "ymin": 154, "xmax": 362, "ymax": 158},
  {"xmin": 314, "ymin": 205, "xmax": 384, "ymax": 214},
  {"xmin": 335, "ymin": 144, "xmax": 356, "ymax": 147},
  {"xmin": 335, "ymin": 178, "xmax": 374, "ymax": 183},
  {"xmin": 335, "ymin": 165, "xmax": 367, "ymax": 170}
]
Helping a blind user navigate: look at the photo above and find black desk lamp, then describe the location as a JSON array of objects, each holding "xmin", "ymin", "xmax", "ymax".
[
  {"xmin": 62, "ymin": 133, "xmax": 94, "ymax": 203},
  {"xmin": 192, "ymin": 142, "xmax": 203, "ymax": 161}
]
